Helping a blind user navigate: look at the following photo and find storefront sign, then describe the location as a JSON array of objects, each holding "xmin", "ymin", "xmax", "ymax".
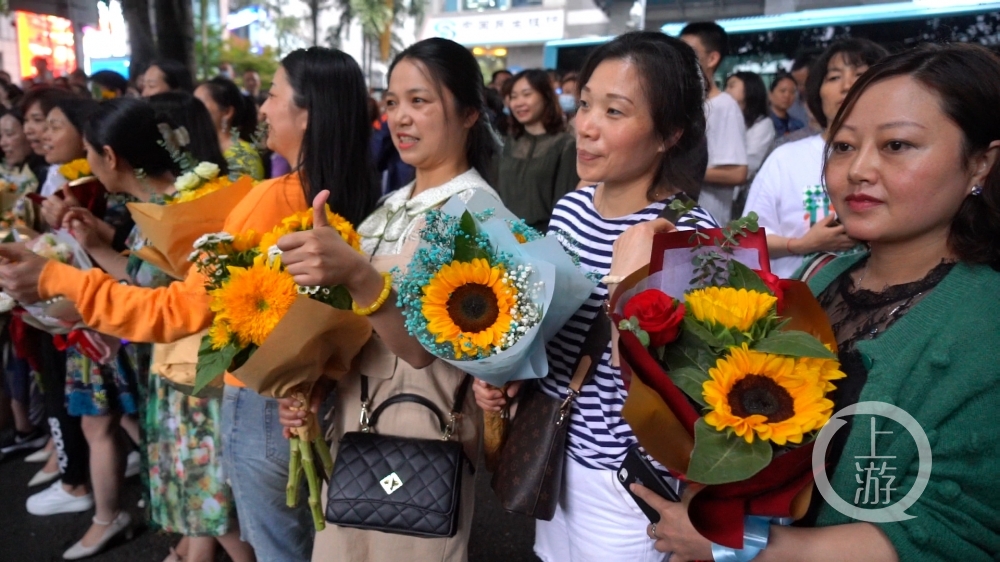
[
  {"xmin": 425, "ymin": 10, "xmax": 564, "ymax": 45},
  {"xmin": 16, "ymin": 11, "xmax": 76, "ymax": 80}
]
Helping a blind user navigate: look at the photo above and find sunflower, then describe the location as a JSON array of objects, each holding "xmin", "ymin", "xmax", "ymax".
[
  {"xmin": 231, "ymin": 229, "xmax": 262, "ymax": 253},
  {"xmin": 795, "ymin": 350, "xmax": 847, "ymax": 393},
  {"xmin": 703, "ymin": 344, "xmax": 836, "ymax": 445},
  {"xmin": 686, "ymin": 287, "xmax": 777, "ymax": 333},
  {"xmin": 208, "ymin": 322, "xmax": 232, "ymax": 350},
  {"xmin": 59, "ymin": 158, "xmax": 91, "ymax": 180},
  {"xmin": 209, "ymin": 256, "xmax": 299, "ymax": 347},
  {"xmin": 258, "ymin": 207, "xmax": 361, "ymax": 254},
  {"xmin": 421, "ymin": 258, "xmax": 515, "ymax": 358}
]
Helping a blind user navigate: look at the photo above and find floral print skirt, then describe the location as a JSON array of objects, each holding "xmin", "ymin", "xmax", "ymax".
[
  {"xmin": 65, "ymin": 346, "xmax": 139, "ymax": 417},
  {"xmin": 145, "ymin": 373, "xmax": 235, "ymax": 536}
]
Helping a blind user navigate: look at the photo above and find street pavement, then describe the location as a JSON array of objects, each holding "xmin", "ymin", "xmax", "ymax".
[{"xmin": 0, "ymin": 446, "xmax": 540, "ymax": 562}]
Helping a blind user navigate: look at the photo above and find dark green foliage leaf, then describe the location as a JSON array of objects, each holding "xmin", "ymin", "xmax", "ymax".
[
  {"xmin": 727, "ymin": 260, "xmax": 772, "ymax": 295},
  {"xmin": 687, "ymin": 418, "xmax": 773, "ymax": 484},
  {"xmin": 195, "ymin": 336, "xmax": 239, "ymax": 394},
  {"xmin": 662, "ymin": 329, "xmax": 717, "ymax": 373},
  {"xmin": 313, "ymin": 284, "xmax": 353, "ymax": 310},
  {"xmin": 453, "ymin": 211, "xmax": 489, "ymax": 262},
  {"xmin": 668, "ymin": 366, "xmax": 710, "ymax": 406},
  {"xmin": 682, "ymin": 315, "xmax": 726, "ymax": 349},
  {"xmin": 753, "ymin": 330, "xmax": 836, "ymax": 359}
]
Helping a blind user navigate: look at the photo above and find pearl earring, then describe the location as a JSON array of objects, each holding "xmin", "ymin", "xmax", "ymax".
[{"xmin": 971, "ymin": 185, "xmax": 983, "ymax": 196}]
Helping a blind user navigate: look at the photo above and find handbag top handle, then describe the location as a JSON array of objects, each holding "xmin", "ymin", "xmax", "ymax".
[{"xmin": 359, "ymin": 374, "xmax": 473, "ymax": 440}]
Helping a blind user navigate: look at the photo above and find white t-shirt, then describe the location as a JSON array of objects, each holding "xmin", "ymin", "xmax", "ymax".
[
  {"xmin": 746, "ymin": 117, "xmax": 776, "ymax": 179},
  {"xmin": 699, "ymin": 92, "xmax": 748, "ymax": 224},
  {"xmin": 744, "ymin": 134, "xmax": 831, "ymax": 278}
]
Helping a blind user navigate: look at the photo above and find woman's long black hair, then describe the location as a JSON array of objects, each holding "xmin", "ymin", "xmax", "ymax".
[
  {"xmin": 388, "ymin": 38, "xmax": 499, "ymax": 185},
  {"xmin": 85, "ymin": 98, "xmax": 177, "ymax": 177},
  {"xmin": 146, "ymin": 91, "xmax": 228, "ymax": 174},
  {"xmin": 729, "ymin": 71, "xmax": 769, "ymax": 129},
  {"xmin": 200, "ymin": 77, "xmax": 257, "ymax": 143},
  {"xmin": 281, "ymin": 47, "xmax": 378, "ymax": 226}
]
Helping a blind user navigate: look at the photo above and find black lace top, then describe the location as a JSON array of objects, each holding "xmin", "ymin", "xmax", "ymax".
[{"xmin": 799, "ymin": 257, "xmax": 956, "ymax": 525}]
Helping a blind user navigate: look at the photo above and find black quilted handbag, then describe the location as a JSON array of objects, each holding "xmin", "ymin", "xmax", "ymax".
[{"xmin": 325, "ymin": 375, "xmax": 473, "ymax": 538}]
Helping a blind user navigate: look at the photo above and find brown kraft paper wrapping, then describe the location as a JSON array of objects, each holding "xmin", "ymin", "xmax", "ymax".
[
  {"xmin": 231, "ymin": 296, "xmax": 372, "ymax": 398},
  {"xmin": 126, "ymin": 176, "xmax": 254, "ymax": 279}
]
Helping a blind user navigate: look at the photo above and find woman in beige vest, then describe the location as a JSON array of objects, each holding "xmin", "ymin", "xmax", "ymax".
[{"xmin": 276, "ymin": 37, "xmax": 499, "ymax": 561}]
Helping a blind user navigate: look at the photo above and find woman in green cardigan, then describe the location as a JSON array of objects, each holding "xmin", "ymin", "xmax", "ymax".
[{"xmin": 620, "ymin": 44, "xmax": 1000, "ymax": 561}]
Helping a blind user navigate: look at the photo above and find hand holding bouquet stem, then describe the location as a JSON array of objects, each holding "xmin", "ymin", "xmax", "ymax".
[{"xmin": 284, "ymin": 385, "xmax": 332, "ymax": 531}]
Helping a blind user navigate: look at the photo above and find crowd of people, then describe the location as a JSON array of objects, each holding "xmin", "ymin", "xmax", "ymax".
[{"xmin": 0, "ymin": 21, "xmax": 997, "ymax": 562}]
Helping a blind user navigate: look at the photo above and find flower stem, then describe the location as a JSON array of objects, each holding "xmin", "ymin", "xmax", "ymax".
[
  {"xmin": 314, "ymin": 434, "xmax": 334, "ymax": 478},
  {"xmin": 299, "ymin": 437, "xmax": 325, "ymax": 531},
  {"xmin": 286, "ymin": 437, "xmax": 302, "ymax": 507}
]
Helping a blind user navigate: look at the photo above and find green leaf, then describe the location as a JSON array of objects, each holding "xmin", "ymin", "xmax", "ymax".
[
  {"xmin": 682, "ymin": 315, "xmax": 726, "ymax": 349},
  {"xmin": 752, "ymin": 330, "xmax": 836, "ymax": 359},
  {"xmin": 686, "ymin": 418, "xmax": 773, "ymax": 484},
  {"xmin": 662, "ymin": 330, "xmax": 716, "ymax": 373},
  {"xmin": 194, "ymin": 336, "xmax": 239, "ymax": 395},
  {"xmin": 727, "ymin": 260, "xmax": 772, "ymax": 294},
  {"xmin": 453, "ymin": 211, "xmax": 489, "ymax": 262},
  {"xmin": 637, "ymin": 330, "xmax": 650, "ymax": 347},
  {"xmin": 313, "ymin": 284, "xmax": 353, "ymax": 310},
  {"xmin": 668, "ymin": 366, "xmax": 710, "ymax": 406}
]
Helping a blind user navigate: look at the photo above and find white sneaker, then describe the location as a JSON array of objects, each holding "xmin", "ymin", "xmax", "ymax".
[
  {"xmin": 125, "ymin": 450, "xmax": 140, "ymax": 478},
  {"xmin": 26, "ymin": 481, "xmax": 94, "ymax": 516}
]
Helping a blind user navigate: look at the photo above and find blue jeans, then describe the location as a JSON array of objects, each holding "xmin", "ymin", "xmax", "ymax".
[{"xmin": 222, "ymin": 385, "xmax": 313, "ymax": 561}]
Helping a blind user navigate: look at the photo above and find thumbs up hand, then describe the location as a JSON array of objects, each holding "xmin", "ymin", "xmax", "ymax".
[{"xmin": 277, "ymin": 190, "xmax": 366, "ymax": 288}]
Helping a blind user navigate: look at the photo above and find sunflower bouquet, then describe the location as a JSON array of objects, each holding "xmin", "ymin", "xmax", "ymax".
[
  {"xmin": 126, "ymin": 126, "xmax": 255, "ymax": 279},
  {"xmin": 58, "ymin": 158, "xmax": 92, "ymax": 181},
  {"xmin": 610, "ymin": 205, "xmax": 843, "ymax": 549},
  {"xmin": 190, "ymin": 206, "xmax": 371, "ymax": 531},
  {"xmin": 398, "ymin": 190, "xmax": 596, "ymax": 467}
]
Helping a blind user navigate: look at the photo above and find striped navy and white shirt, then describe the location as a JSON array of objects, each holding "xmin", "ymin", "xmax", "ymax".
[{"xmin": 542, "ymin": 186, "xmax": 718, "ymax": 471}]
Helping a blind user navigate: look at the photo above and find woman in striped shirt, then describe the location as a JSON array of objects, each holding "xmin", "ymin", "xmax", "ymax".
[{"xmin": 476, "ymin": 31, "xmax": 717, "ymax": 561}]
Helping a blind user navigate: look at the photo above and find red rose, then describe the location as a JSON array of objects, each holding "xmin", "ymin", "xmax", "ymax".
[
  {"xmin": 623, "ymin": 289, "xmax": 686, "ymax": 347},
  {"xmin": 755, "ymin": 269, "xmax": 786, "ymax": 313}
]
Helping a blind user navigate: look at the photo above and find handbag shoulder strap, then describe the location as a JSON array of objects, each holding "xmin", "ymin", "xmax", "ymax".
[
  {"xmin": 561, "ymin": 193, "xmax": 689, "ymax": 409},
  {"xmin": 361, "ymin": 374, "xmax": 472, "ymax": 439}
]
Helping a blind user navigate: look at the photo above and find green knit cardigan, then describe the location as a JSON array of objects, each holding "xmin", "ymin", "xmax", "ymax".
[{"xmin": 808, "ymin": 254, "xmax": 1000, "ymax": 561}]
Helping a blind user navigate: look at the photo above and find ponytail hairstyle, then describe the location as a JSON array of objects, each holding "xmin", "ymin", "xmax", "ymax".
[
  {"xmin": 200, "ymin": 76, "xmax": 258, "ymax": 142},
  {"xmin": 281, "ymin": 47, "xmax": 378, "ymax": 226},
  {"xmin": 826, "ymin": 43, "xmax": 1000, "ymax": 268},
  {"xmin": 85, "ymin": 98, "xmax": 177, "ymax": 177},
  {"xmin": 579, "ymin": 31, "xmax": 706, "ymax": 200},
  {"xmin": 388, "ymin": 38, "xmax": 499, "ymax": 184},
  {"xmin": 146, "ymin": 91, "xmax": 228, "ymax": 174}
]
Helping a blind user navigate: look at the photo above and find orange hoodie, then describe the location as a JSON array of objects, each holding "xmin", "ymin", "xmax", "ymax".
[{"xmin": 39, "ymin": 173, "xmax": 308, "ymax": 387}]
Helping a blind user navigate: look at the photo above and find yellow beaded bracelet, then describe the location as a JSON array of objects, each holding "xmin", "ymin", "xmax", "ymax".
[{"xmin": 352, "ymin": 272, "xmax": 393, "ymax": 316}]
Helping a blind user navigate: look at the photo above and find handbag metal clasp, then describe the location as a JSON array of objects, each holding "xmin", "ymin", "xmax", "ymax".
[
  {"xmin": 359, "ymin": 400, "xmax": 372, "ymax": 432},
  {"xmin": 557, "ymin": 389, "xmax": 578, "ymax": 425}
]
